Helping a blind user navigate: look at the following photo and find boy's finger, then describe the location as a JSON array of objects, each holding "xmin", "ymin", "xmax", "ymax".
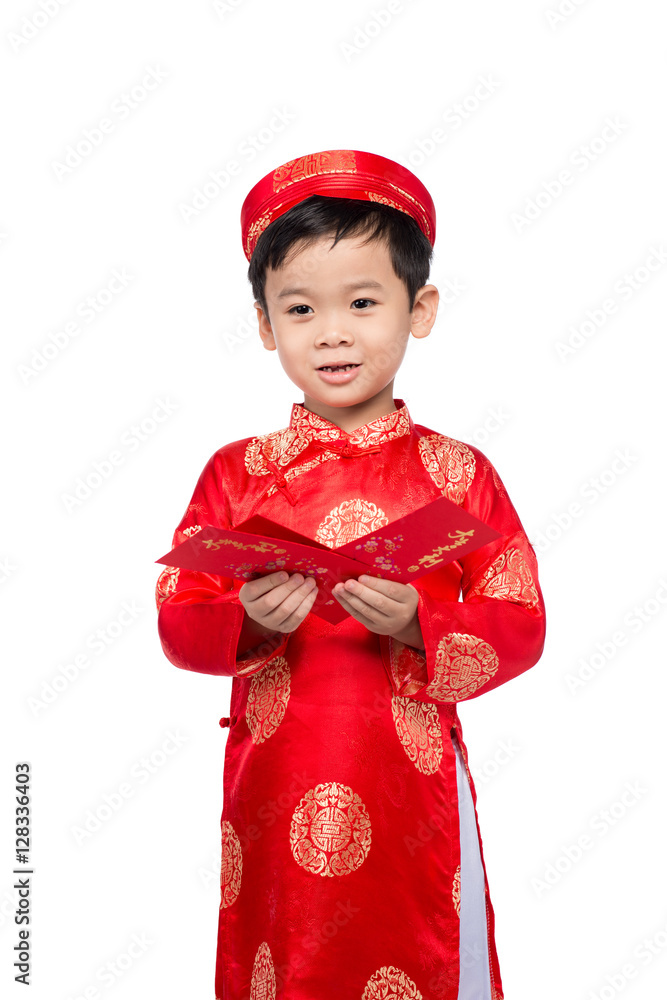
[
  {"xmin": 272, "ymin": 577, "xmax": 316, "ymax": 622},
  {"xmin": 357, "ymin": 575, "xmax": 407, "ymax": 602},
  {"xmin": 245, "ymin": 571, "xmax": 297, "ymax": 599},
  {"xmin": 271, "ymin": 578, "xmax": 318, "ymax": 630}
]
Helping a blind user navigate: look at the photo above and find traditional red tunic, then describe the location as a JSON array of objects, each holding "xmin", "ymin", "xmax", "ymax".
[{"xmin": 156, "ymin": 398, "xmax": 546, "ymax": 1000}]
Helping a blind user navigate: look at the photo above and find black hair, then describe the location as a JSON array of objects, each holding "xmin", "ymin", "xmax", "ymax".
[{"xmin": 247, "ymin": 194, "xmax": 433, "ymax": 321}]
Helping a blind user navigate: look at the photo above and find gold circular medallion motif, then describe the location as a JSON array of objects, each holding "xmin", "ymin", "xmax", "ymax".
[
  {"xmin": 315, "ymin": 498, "xmax": 389, "ymax": 549},
  {"xmin": 219, "ymin": 821, "xmax": 242, "ymax": 908},
  {"xmin": 155, "ymin": 566, "xmax": 180, "ymax": 610},
  {"xmin": 250, "ymin": 941, "xmax": 276, "ymax": 1000},
  {"xmin": 391, "ymin": 696, "xmax": 443, "ymax": 775},
  {"xmin": 362, "ymin": 966, "xmax": 423, "ymax": 999},
  {"xmin": 452, "ymin": 864, "xmax": 461, "ymax": 916},
  {"xmin": 246, "ymin": 656, "xmax": 291, "ymax": 745},
  {"xmin": 290, "ymin": 782, "xmax": 372, "ymax": 877},
  {"xmin": 428, "ymin": 633, "xmax": 499, "ymax": 701},
  {"xmin": 418, "ymin": 434, "xmax": 476, "ymax": 504},
  {"xmin": 467, "ymin": 547, "xmax": 539, "ymax": 610}
]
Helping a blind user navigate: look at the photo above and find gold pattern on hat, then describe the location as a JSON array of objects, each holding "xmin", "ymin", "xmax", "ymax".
[{"xmin": 272, "ymin": 150, "xmax": 358, "ymax": 194}]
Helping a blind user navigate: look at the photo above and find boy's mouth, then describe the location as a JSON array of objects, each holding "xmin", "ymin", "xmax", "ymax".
[{"xmin": 316, "ymin": 363, "xmax": 361, "ymax": 372}]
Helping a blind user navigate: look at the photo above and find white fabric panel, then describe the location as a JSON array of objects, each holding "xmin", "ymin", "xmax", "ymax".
[{"xmin": 454, "ymin": 738, "xmax": 493, "ymax": 1000}]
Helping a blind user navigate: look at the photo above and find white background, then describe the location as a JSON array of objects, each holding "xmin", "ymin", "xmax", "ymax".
[{"xmin": 3, "ymin": 1, "xmax": 666, "ymax": 997}]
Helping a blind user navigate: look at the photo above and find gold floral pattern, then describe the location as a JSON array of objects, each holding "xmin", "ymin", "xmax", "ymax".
[
  {"xmin": 391, "ymin": 696, "xmax": 443, "ymax": 775},
  {"xmin": 250, "ymin": 941, "xmax": 276, "ymax": 1000},
  {"xmin": 155, "ymin": 565, "xmax": 180, "ymax": 610},
  {"xmin": 365, "ymin": 185, "xmax": 433, "ymax": 241},
  {"xmin": 290, "ymin": 782, "xmax": 372, "ymax": 877},
  {"xmin": 246, "ymin": 656, "xmax": 291, "ymax": 744},
  {"xmin": 290, "ymin": 402, "xmax": 411, "ymax": 449},
  {"xmin": 219, "ymin": 821, "xmax": 243, "ymax": 908},
  {"xmin": 245, "ymin": 210, "xmax": 275, "ymax": 257},
  {"xmin": 244, "ymin": 427, "xmax": 311, "ymax": 478},
  {"xmin": 452, "ymin": 864, "xmax": 461, "ymax": 917},
  {"xmin": 418, "ymin": 434, "xmax": 476, "ymax": 504},
  {"xmin": 244, "ymin": 405, "xmax": 412, "ymax": 499},
  {"xmin": 362, "ymin": 966, "xmax": 423, "ymax": 999},
  {"xmin": 156, "ymin": 525, "xmax": 203, "ymax": 610},
  {"xmin": 427, "ymin": 633, "xmax": 499, "ymax": 701},
  {"xmin": 467, "ymin": 548, "xmax": 539, "ymax": 610},
  {"xmin": 315, "ymin": 498, "xmax": 389, "ymax": 548},
  {"xmin": 366, "ymin": 190, "xmax": 410, "ymax": 216}
]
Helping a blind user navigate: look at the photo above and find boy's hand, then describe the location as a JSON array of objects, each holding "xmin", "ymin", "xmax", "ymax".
[
  {"xmin": 239, "ymin": 571, "xmax": 318, "ymax": 634},
  {"xmin": 332, "ymin": 575, "xmax": 424, "ymax": 648}
]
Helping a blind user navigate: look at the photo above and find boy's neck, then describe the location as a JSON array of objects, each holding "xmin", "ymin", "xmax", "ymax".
[{"xmin": 301, "ymin": 387, "xmax": 398, "ymax": 435}]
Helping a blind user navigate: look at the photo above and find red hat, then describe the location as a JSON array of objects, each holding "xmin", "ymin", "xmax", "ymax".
[{"xmin": 240, "ymin": 148, "xmax": 436, "ymax": 262}]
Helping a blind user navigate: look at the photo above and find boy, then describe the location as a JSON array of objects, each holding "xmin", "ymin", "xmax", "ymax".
[{"xmin": 156, "ymin": 149, "xmax": 546, "ymax": 1000}]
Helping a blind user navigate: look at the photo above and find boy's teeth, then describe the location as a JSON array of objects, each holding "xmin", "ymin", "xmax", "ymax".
[{"xmin": 321, "ymin": 364, "xmax": 357, "ymax": 371}]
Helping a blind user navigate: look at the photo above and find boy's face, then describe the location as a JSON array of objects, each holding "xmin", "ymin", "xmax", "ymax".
[{"xmin": 255, "ymin": 233, "xmax": 438, "ymax": 427}]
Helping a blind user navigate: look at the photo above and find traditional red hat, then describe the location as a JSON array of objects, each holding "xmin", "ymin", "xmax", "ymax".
[{"xmin": 240, "ymin": 148, "xmax": 436, "ymax": 262}]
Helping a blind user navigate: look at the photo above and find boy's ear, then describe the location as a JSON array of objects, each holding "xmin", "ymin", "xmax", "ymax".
[
  {"xmin": 255, "ymin": 301, "xmax": 276, "ymax": 351},
  {"xmin": 410, "ymin": 284, "xmax": 439, "ymax": 340}
]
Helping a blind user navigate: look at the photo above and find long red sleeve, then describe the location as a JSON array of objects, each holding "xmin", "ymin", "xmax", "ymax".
[
  {"xmin": 379, "ymin": 450, "xmax": 546, "ymax": 703},
  {"xmin": 156, "ymin": 450, "xmax": 289, "ymax": 677}
]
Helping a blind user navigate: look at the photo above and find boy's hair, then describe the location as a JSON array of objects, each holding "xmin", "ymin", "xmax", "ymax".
[{"xmin": 247, "ymin": 194, "xmax": 433, "ymax": 321}]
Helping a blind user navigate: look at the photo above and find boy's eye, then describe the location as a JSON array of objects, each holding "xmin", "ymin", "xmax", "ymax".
[
  {"xmin": 288, "ymin": 304, "xmax": 313, "ymax": 315},
  {"xmin": 352, "ymin": 298, "xmax": 375, "ymax": 309}
]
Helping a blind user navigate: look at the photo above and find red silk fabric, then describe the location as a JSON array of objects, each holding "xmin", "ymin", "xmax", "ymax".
[
  {"xmin": 240, "ymin": 149, "xmax": 436, "ymax": 261},
  {"xmin": 156, "ymin": 399, "xmax": 546, "ymax": 999}
]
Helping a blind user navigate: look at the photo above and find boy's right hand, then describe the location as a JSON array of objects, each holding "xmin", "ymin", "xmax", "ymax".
[{"xmin": 239, "ymin": 571, "xmax": 318, "ymax": 634}]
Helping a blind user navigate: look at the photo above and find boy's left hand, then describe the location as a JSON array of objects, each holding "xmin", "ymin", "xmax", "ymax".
[{"xmin": 332, "ymin": 575, "xmax": 423, "ymax": 648}]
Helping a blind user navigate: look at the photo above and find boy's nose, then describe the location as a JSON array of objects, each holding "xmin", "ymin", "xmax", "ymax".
[{"xmin": 314, "ymin": 319, "xmax": 354, "ymax": 345}]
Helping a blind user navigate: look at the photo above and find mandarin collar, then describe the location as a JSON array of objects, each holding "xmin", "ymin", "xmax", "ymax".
[{"xmin": 289, "ymin": 398, "xmax": 413, "ymax": 449}]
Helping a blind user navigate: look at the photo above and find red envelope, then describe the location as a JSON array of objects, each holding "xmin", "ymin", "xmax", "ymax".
[{"xmin": 156, "ymin": 495, "xmax": 500, "ymax": 624}]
